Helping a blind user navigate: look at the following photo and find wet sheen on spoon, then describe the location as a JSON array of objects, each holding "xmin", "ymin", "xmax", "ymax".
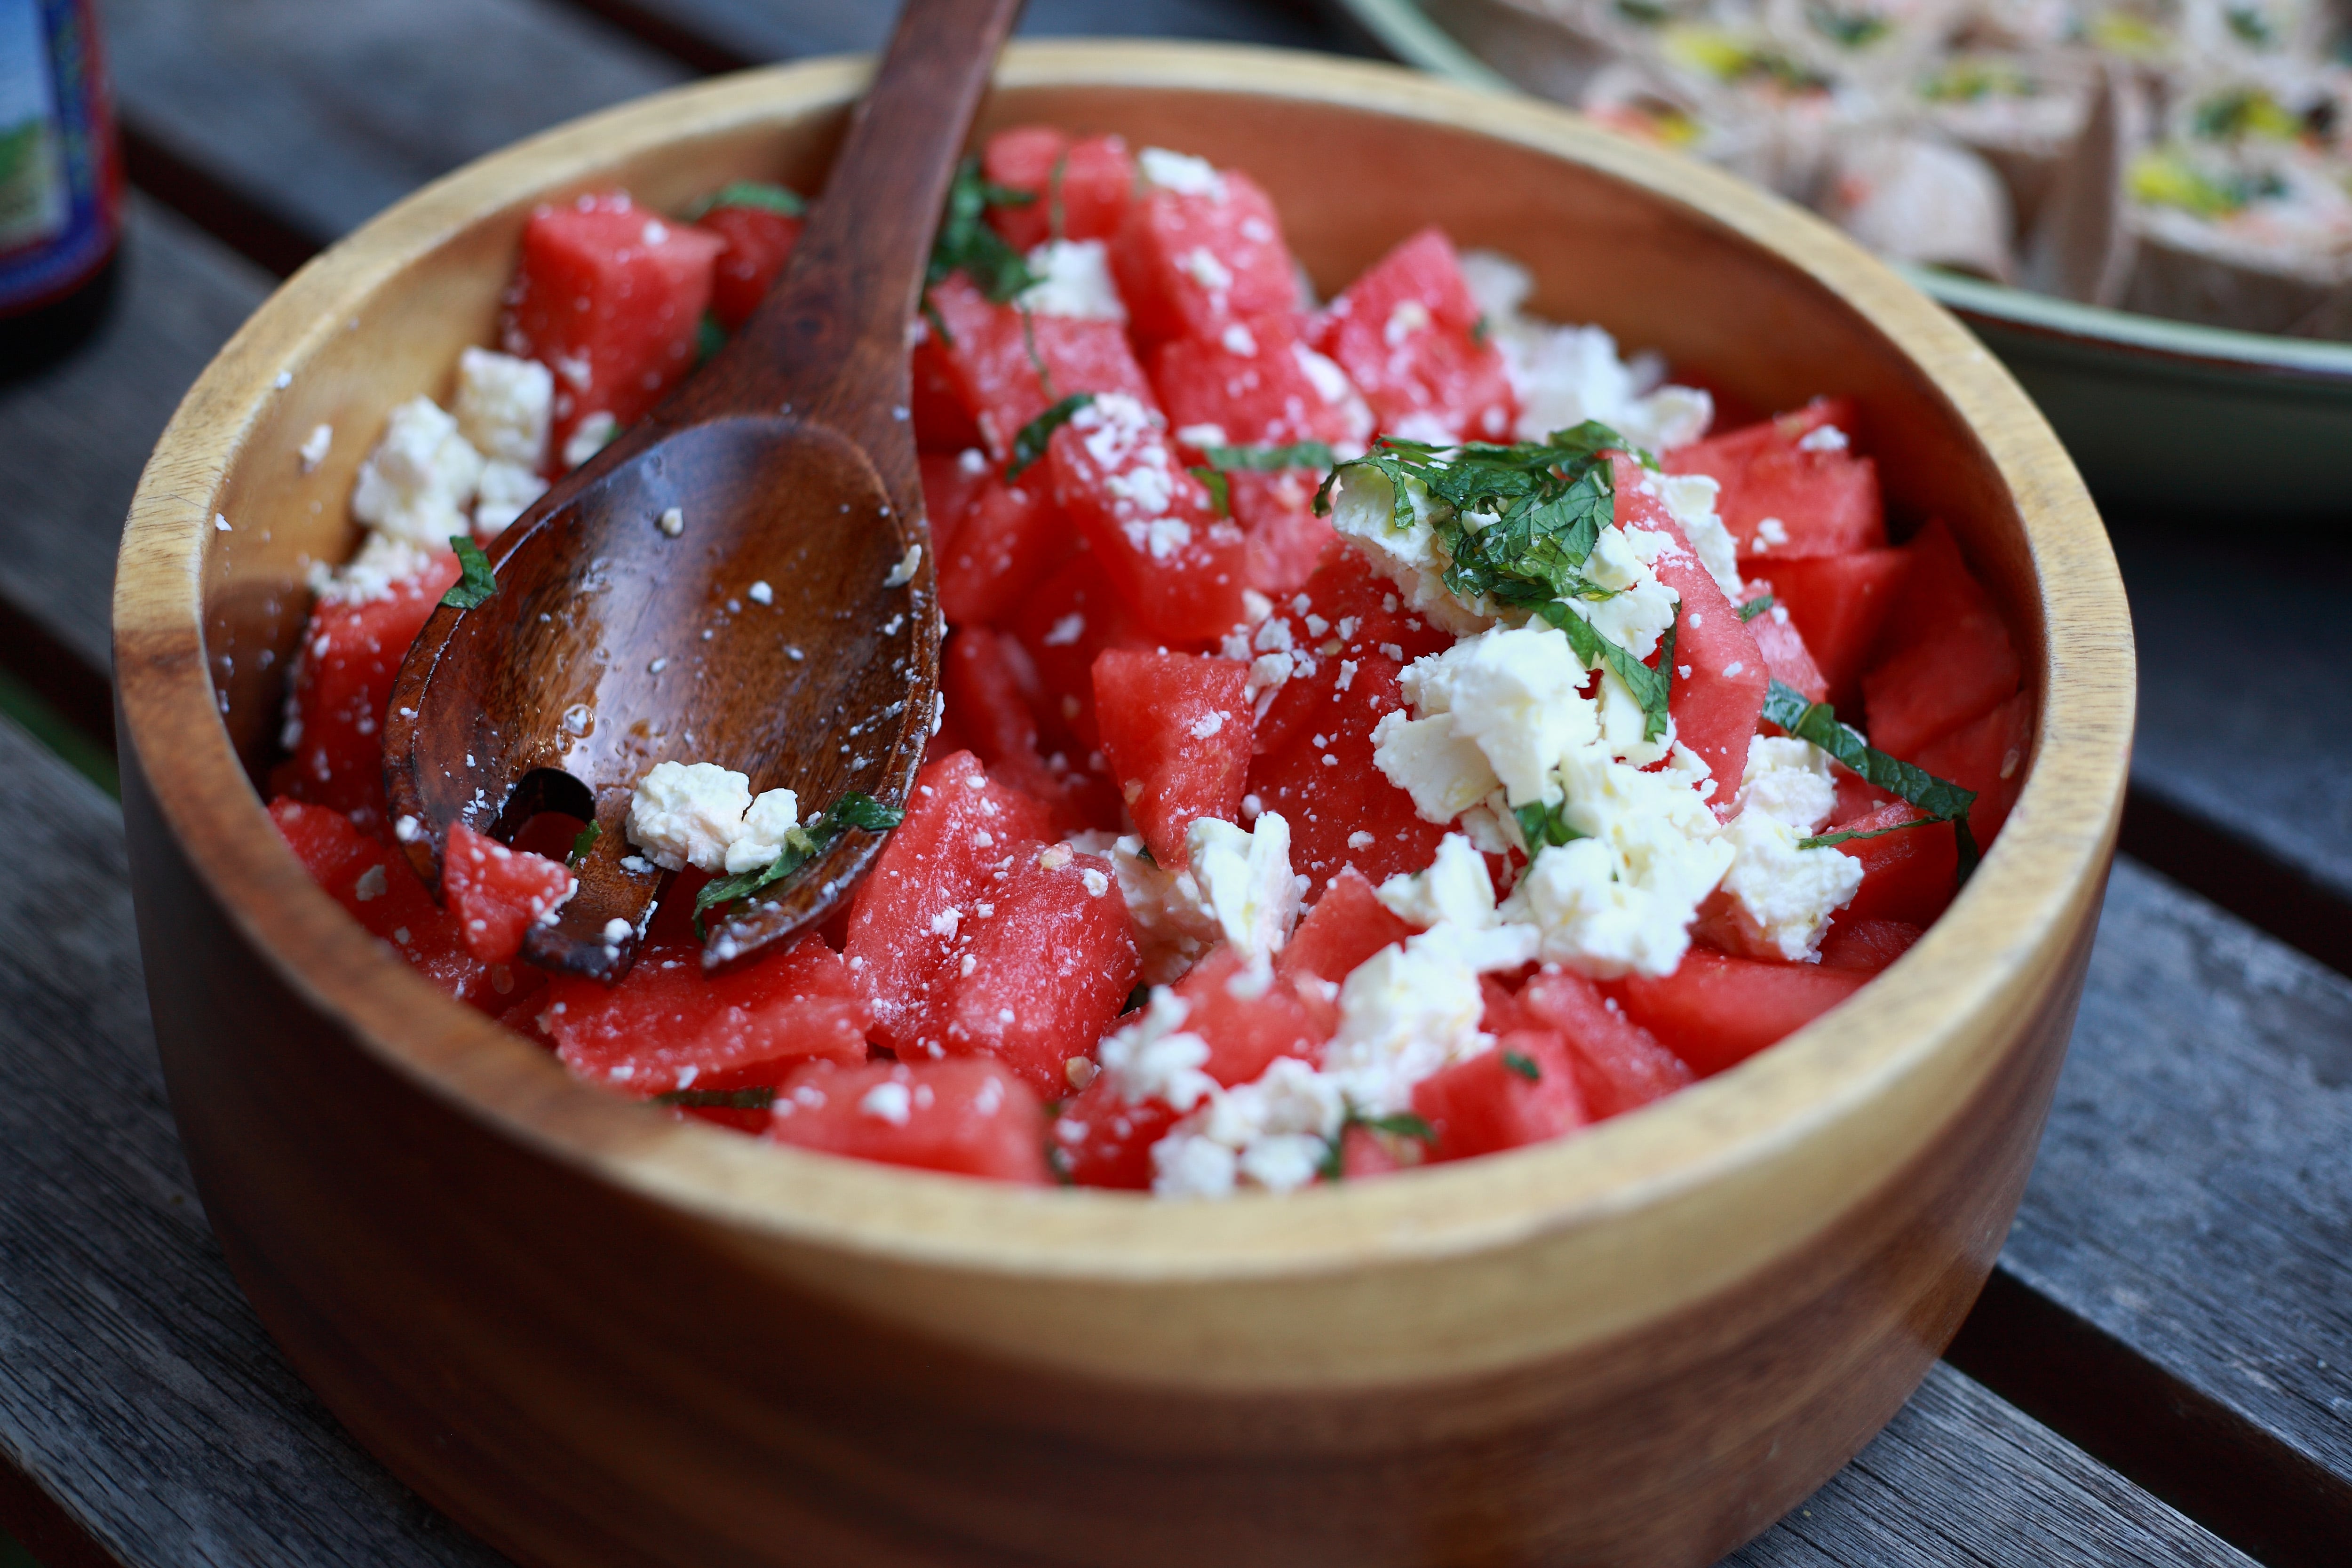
[{"xmin": 382, "ymin": 0, "xmax": 1026, "ymax": 981}]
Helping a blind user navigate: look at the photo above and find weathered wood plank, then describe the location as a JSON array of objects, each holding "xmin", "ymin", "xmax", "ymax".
[
  {"xmin": 0, "ymin": 711, "xmax": 2259, "ymax": 1568},
  {"xmin": 101, "ymin": 0, "xmax": 693, "ymax": 247},
  {"xmin": 0, "ymin": 197, "xmax": 270, "ymax": 724},
  {"xmin": 1980, "ymin": 855, "xmax": 2352, "ymax": 1563}
]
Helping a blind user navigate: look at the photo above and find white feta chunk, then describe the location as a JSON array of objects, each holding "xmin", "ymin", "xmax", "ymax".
[
  {"xmin": 306, "ymin": 530, "xmax": 435, "ymax": 606},
  {"xmin": 350, "ymin": 395, "xmax": 485, "ymax": 547},
  {"xmin": 1137, "ymin": 146, "xmax": 1226, "ymax": 199},
  {"xmin": 452, "ymin": 347, "xmax": 554, "ymax": 468},
  {"xmin": 472, "ymin": 458, "xmax": 547, "ymax": 540},
  {"xmin": 1323, "ymin": 921, "xmax": 1537, "ymax": 1112},
  {"xmin": 723, "ymin": 788, "xmax": 802, "ymax": 874},
  {"xmin": 1399, "ymin": 624, "xmax": 1598, "ymax": 806},
  {"xmin": 1716, "ymin": 811, "xmax": 1865, "ymax": 963},
  {"xmin": 1098, "ymin": 989, "xmax": 1219, "ymax": 1113},
  {"xmin": 1370, "ymin": 710, "xmax": 1498, "ymax": 826},
  {"xmin": 1185, "ymin": 812, "xmax": 1303, "ymax": 964},
  {"xmin": 1376, "ymin": 833, "xmax": 1499, "ymax": 931},
  {"xmin": 625, "ymin": 760, "xmax": 753, "ymax": 873}
]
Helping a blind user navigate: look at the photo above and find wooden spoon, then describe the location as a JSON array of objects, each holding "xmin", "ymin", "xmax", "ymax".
[{"xmin": 382, "ymin": 0, "xmax": 1025, "ymax": 981}]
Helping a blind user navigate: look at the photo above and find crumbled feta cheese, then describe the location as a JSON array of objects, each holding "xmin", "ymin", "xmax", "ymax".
[
  {"xmin": 626, "ymin": 760, "xmax": 753, "ymax": 873},
  {"xmin": 1649, "ymin": 471, "xmax": 1743, "ymax": 600},
  {"xmin": 1370, "ymin": 711, "xmax": 1497, "ymax": 825},
  {"xmin": 1138, "ymin": 147, "xmax": 1226, "ymax": 199},
  {"xmin": 747, "ymin": 580, "xmax": 773, "ymax": 605},
  {"xmin": 1717, "ymin": 811, "xmax": 1864, "ymax": 962},
  {"xmin": 1593, "ymin": 664, "xmax": 1673, "ymax": 769},
  {"xmin": 1326, "ymin": 461, "xmax": 1491, "ymax": 637},
  {"xmin": 1110, "ymin": 836, "xmax": 1220, "ymax": 984},
  {"xmin": 1177, "ymin": 423, "xmax": 1228, "ymax": 450},
  {"xmin": 1098, "ymin": 988, "xmax": 1218, "ymax": 1113},
  {"xmin": 472, "ymin": 458, "xmax": 547, "ymax": 540},
  {"xmin": 1754, "ymin": 516, "xmax": 1791, "ymax": 551},
  {"xmin": 1151, "ymin": 1057, "xmax": 1344, "ymax": 1198},
  {"xmin": 861, "ymin": 1081, "xmax": 912, "ymax": 1125},
  {"xmin": 562, "ymin": 412, "xmax": 618, "ymax": 469},
  {"xmin": 298, "ymin": 422, "xmax": 333, "ymax": 473},
  {"xmin": 1178, "ymin": 246, "xmax": 1233, "ymax": 293},
  {"xmin": 1563, "ymin": 523, "xmax": 1681, "ymax": 661},
  {"xmin": 1377, "ymin": 833, "xmax": 1499, "ymax": 931},
  {"xmin": 306, "ymin": 530, "xmax": 434, "ymax": 606},
  {"xmin": 1017, "ymin": 239, "xmax": 1127, "ymax": 321},
  {"xmin": 1399, "ymin": 624, "xmax": 1598, "ymax": 807},
  {"xmin": 723, "ymin": 788, "xmax": 801, "ymax": 874},
  {"xmin": 1797, "ymin": 424, "xmax": 1849, "ymax": 453},
  {"xmin": 1738, "ymin": 737, "xmax": 1836, "ymax": 831},
  {"xmin": 1185, "ymin": 813, "xmax": 1302, "ymax": 964},
  {"xmin": 1384, "ymin": 298, "xmax": 1432, "ymax": 346},
  {"xmin": 350, "ymin": 395, "xmax": 485, "ymax": 547},
  {"xmin": 453, "ymin": 347, "xmax": 554, "ymax": 468},
  {"xmin": 1323, "ymin": 921, "xmax": 1536, "ymax": 1112},
  {"xmin": 1221, "ymin": 322, "xmax": 1257, "ymax": 356}
]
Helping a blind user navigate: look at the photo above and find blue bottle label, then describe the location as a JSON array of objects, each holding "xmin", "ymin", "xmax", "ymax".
[{"xmin": 0, "ymin": 0, "xmax": 118, "ymax": 311}]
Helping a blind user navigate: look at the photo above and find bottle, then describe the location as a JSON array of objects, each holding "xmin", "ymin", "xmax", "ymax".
[{"xmin": 0, "ymin": 0, "xmax": 122, "ymax": 378}]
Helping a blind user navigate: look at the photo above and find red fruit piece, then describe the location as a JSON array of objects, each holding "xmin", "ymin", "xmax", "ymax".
[
  {"xmin": 843, "ymin": 750, "xmax": 1054, "ymax": 1053},
  {"xmin": 442, "ymin": 822, "xmax": 576, "ymax": 965},
  {"xmin": 1003, "ymin": 550, "xmax": 1152, "ymax": 757},
  {"xmin": 1171, "ymin": 947, "xmax": 1337, "ymax": 1088},
  {"xmin": 1913, "ymin": 690, "xmax": 2034, "ymax": 849},
  {"xmin": 1818, "ymin": 918, "xmax": 1923, "ymax": 973},
  {"xmin": 1051, "ymin": 1072, "xmax": 1179, "ymax": 1190},
  {"xmin": 699, "ymin": 200, "xmax": 802, "ymax": 331},
  {"xmin": 498, "ymin": 192, "xmax": 723, "ymax": 458},
  {"xmin": 1831, "ymin": 801, "xmax": 1961, "ymax": 927},
  {"xmin": 767, "ymin": 1058, "xmax": 1052, "ymax": 1184},
  {"xmin": 918, "ymin": 449, "xmax": 992, "ymax": 561},
  {"xmin": 1412, "ymin": 1029, "xmax": 1586, "ymax": 1161},
  {"xmin": 1860, "ymin": 519, "xmax": 2022, "ymax": 761},
  {"xmin": 943, "ymin": 627, "xmax": 1113, "ymax": 833},
  {"xmin": 926, "ymin": 271, "xmax": 1157, "ymax": 462},
  {"xmin": 1747, "ymin": 605, "xmax": 1828, "ymax": 704},
  {"xmin": 1152, "ymin": 310, "xmax": 1366, "ymax": 450},
  {"xmin": 1226, "ymin": 468, "xmax": 1339, "ymax": 598},
  {"xmin": 1312, "ymin": 226, "xmax": 1515, "ymax": 443},
  {"xmin": 1615, "ymin": 454, "xmax": 1766, "ymax": 810},
  {"xmin": 1661, "ymin": 397, "xmax": 1884, "ymax": 562},
  {"xmin": 1605, "ymin": 950, "xmax": 1869, "ymax": 1077},
  {"xmin": 543, "ymin": 935, "xmax": 868, "ymax": 1096},
  {"xmin": 910, "ymin": 325, "xmax": 983, "ymax": 452},
  {"xmin": 1111, "ymin": 163, "xmax": 1297, "ymax": 344},
  {"xmin": 1339, "ymin": 1122, "xmax": 1416, "ymax": 1179},
  {"xmin": 268, "ymin": 798, "xmax": 514, "ymax": 1013},
  {"xmin": 981, "ymin": 127, "xmax": 1136, "ymax": 250},
  {"xmin": 1514, "ymin": 966, "xmax": 1696, "ymax": 1120},
  {"xmin": 1047, "ymin": 395, "xmax": 1249, "ymax": 641},
  {"xmin": 1752, "ymin": 548, "xmax": 1911, "ymax": 711},
  {"xmin": 936, "ymin": 471, "xmax": 1073, "ymax": 627},
  {"xmin": 1248, "ymin": 645, "xmax": 1450, "ymax": 898},
  {"xmin": 937, "ymin": 844, "xmax": 1140, "ymax": 1098},
  {"xmin": 1275, "ymin": 867, "xmax": 1415, "ymax": 987},
  {"xmin": 272, "ymin": 547, "xmax": 463, "ymax": 834},
  {"xmin": 1092, "ymin": 647, "xmax": 1252, "ymax": 871}
]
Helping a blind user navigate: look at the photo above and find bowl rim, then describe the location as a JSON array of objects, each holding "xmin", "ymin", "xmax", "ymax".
[
  {"xmin": 113, "ymin": 41, "xmax": 2133, "ymax": 1290},
  {"xmin": 1340, "ymin": 0, "xmax": 2352, "ymax": 391}
]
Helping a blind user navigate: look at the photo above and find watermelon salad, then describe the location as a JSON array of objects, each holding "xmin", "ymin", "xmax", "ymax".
[{"xmin": 264, "ymin": 130, "xmax": 2030, "ymax": 1197}]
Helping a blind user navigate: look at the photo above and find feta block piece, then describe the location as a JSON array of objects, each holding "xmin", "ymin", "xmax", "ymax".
[
  {"xmin": 1562, "ymin": 522, "xmax": 1680, "ymax": 662},
  {"xmin": 1017, "ymin": 239, "xmax": 1127, "ymax": 321},
  {"xmin": 1648, "ymin": 470, "xmax": 1744, "ymax": 601},
  {"xmin": 1137, "ymin": 146, "xmax": 1226, "ymax": 199},
  {"xmin": 452, "ymin": 347, "xmax": 554, "ymax": 468},
  {"xmin": 305, "ymin": 530, "xmax": 435, "ymax": 606},
  {"xmin": 1326, "ymin": 462, "xmax": 1493, "ymax": 637},
  {"xmin": 472, "ymin": 458, "xmax": 548, "ymax": 540},
  {"xmin": 626, "ymin": 761, "xmax": 753, "ymax": 873},
  {"xmin": 1400, "ymin": 624, "xmax": 1597, "ymax": 806},
  {"xmin": 1594, "ymin": 664, "xmax": 1672, "ymax": 769},
  {"xmin": 724, "ymin": 788, "xmax": 803, "ymax": 874},
  {"xmin": 1323, "ymin": 920, "xmax": 1537, "ymax": 1113},
  {"xmin": 1098, "ymin": 988, "xmax": 1218, "ymax": 1113},
  {"xmin": 1110, "ymin": 834, "xmax": 1220, "ymax": 984},
  {"xmin": 1716, "ymin": 811, "xmax": 1865, "ymax": 963},
  {"xmin": 1185, "ymin": 812, "xmax": 1303, "ymax": 964},
  {"xmin": 561, "ymin": 411, "xmax": 619, "ymax": 470},
  {"xmin": 350, "ymin": 395, "xmax": 485, "ymax": 547},
  {"xmin": 1502, "ymin": 742, "xmax": 1733, "ymax": 977},
  {"xmin": 1151, "ymin": 1058, "xmax": 1344, "ymax": 1199},
  {"xmin": 1738, "ymin": 737, "xmax": 1837, "ymax": 833},
  {"xmin": 1371, "ymin": 710, "xmax": 1498, "ymax": 826},
  {"xmin": 1377, "ymin": 833, "xmax": 1499, "ymax": 931},
  {"xmin": 297, "ymin": 422, "xmax": 333, "ymax": 473}
]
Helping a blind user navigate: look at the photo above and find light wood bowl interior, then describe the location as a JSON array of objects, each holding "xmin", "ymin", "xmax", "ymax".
[{"xmin": 112, "ymin": 43, "xmax": 2133, "ymax": 1568}]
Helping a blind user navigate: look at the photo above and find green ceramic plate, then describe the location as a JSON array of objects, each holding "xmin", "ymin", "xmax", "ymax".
[{"xmin": 1332, "ymin": 0, "xmax": 2352, "ymax": 520}]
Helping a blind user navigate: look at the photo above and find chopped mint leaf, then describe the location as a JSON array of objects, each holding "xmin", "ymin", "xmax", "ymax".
[
  {"xmin": 1198, "ymin": 440, "xmax": 1335, "ymax": 473},
  {"xmin": 1359, "ymin": 1111, "xmax": 1436, "ymax": 1141},
  {"xmin": 1471, "ymin": 312, "xmax": 1491, "ymax": 344},
  {"xmin": 1501, "ymin": 1049, "xmax": 1541, "ymax": 1082},
  {"xmin": 1046, "ymin": 1142, "xmax": 1075, "ymax": 1186},
  {"xmin": 1007, "ymin": 392, "xmax": 1093, "ymax": 478},
  {"xmin": 442, "ymin": 536, "xmax": 497, "ymax": 609},
  {"xmin": 1761, "ymin": 680, "xmax": 1981, "ymax": 877},
  {"xmin": 566, "ymin": 821, "xmax": 601, "ymax": 870},
  {"xmin": 1514, "ymin": 798, "xmax": 1586, "ymax": 851},
  {"xmin": 694, "ymin": 311, "xmax": 726, "ymax": 366},
  {"xmin": 1537, "ymin": 599, "xmax": 1674, "ymax": 741},
  {"xmin": 1797, "ymin": 820, "xmax": 1935, "ymax": 851},
  {"xmin": 928, "ymin": 156, "xmax": 1040, "ymax": 303},
  {"xmin": 1319, "ymin": 1105, "xmax": 1438, "ymax": 1181},
  {"xmin": 653, "ymin": 1086, "xmax": 778, "ymax": 1109},
  {"xmin": 1189, "ymin": 465, "xmax": 1231, "ymax": 517},
  {"xmin": 1738, "ymin": 592, "xmax": 1775, "ymax": 621},
  {"xmin": 693, "ymin": 791, "xmax": 906, "ymax": 939},
  {"xmin": 683, "ymin": 181, "xmax": 806, "ymax": 220}
]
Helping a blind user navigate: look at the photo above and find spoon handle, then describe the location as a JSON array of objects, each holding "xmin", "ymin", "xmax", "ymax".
[{"xmin": 674, "ymin": 0, "xmax": 1026, "ymax": 463}]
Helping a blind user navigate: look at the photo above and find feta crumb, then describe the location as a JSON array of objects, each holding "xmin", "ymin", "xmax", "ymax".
[
  {"xmin": 1137, "ymin": 146, "xmax": 1226, "ymax": 199},
  {"xmin": 658, "ymin": 507, "xmax": 684, "ymax": 537},
  {"xmin": 723, "ymin": 788, "xmax": 801, "ymax": 874},
  {"xmin": 1754, "ymin": 516, "xmax": 1791, "ymax": 551},
  {"xmin": 626, "ymin": 760, "xmax": 753, "ymax": 873},
  {"xmin": 1176, "ymin": 423, "xmax": 1229, "ymax": 450},
  {"xmin": 1324, "ymin": 921, "xmax": 1535, "ymax": 1113},
  {"xmin": 1717, "ymin": 810, "xmax": 1864, "ymax": 962},
  {"xmin": 350, "ymin": 395, "xmax": 485, "ymax": 546},
  {"xmin": 298, "ymin": 423, "xmax": 334, "ymax": 473},
  {"xmin": 1178, "ymin": 246, "xmax": 1233, "ymax": 293},
  {"xmin": 1099, "ymin": 988, "xmax": 1219, "ymax": 1111},
  {"xmin": 562, "ymin": 411, "xmax": 618, "ymax": 469},
  {"xmin": 1042, "ymin": 612, "xmax": 1085, "ymax": 646},
  {"xmin": 1082, "ymin": 868, "xmax": 1111, "ymax": 897},
  {"xmin": 453, "ymin": 347, "xmax": 554, "ymax": 468},
  {"xmin": 1186, "ymin": 813, "xmax": 1303, "ymax": 964},
  {"xmin": 353, "ymin": 864, "xmax": 387, "ymax": 902},
  {"xmin": 1221, "ymin": 321, "xmax": 1257, "ymax": 356},
  {"xmin": 884, "ymin": 543, "xmax": 922, "ymax": 586},
  {"xmin": 307, "ymin": 530, "xmax": 434, "ymax": 606},
  {"xmin": 1398, "ymin": 624, "xmax": 1598, "ymax": 807},
  {"xmin": 1377, "ymin": 833, "xmax": 1499, "ymax": 931},
  {"xmin": 601, "ymin": 917, "xmax": 633, "ymax": 944},
  {"xmin": 748, "ymin": 580, "xmax": 773, "ymax": 605},
  {"xmin": 1650, "ymin": 471, "xmax": 1743, "ymax": 599},
  {"xmin": 472, "ymin": 459, "xmax": 547, "ymax": 540},
  {"xmin": 1151, "ymin": 1058, "xmax": 1344, "ymax": 1198},
  {"xmin": 1017, "ymin": 238, "xmax": 1127, "ymax": 321},
  {"xmin": 1797, "ymin": 424, "xmax": 1849, "ymax": 453},
  {"xmin": 1190, "ymin": 709, "xmax": 1226, "ymax": 739},
  {"xmin": 861, "ymin": 1081, "xmax": 913, "ymax": 1125}
]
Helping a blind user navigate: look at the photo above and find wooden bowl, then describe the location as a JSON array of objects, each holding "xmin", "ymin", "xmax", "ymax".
[{"xmin": 112, "ymin": 43, "xmax": 2133, "ymax": 1568}]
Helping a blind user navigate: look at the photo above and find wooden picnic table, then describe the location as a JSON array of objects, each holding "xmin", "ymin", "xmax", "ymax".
[{"xmin": 0, "ymin": 2, "xmax": 2345, "ymax": 1564}]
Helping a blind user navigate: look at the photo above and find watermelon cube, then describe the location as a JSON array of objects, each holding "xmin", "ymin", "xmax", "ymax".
[
  {"xmin": 1092, "ymin": 647, "xmax": 1252, "ymax": 870},
  {"xmin": 1275, "ymin": 867, "xmax": 1415, "ymax": 987},
  {"xmin": 925, "ymin": 271, "xmax": 1157, "ymax": 462},
  {"xmin": 910, "ymin": 324, "xmax": 983, "ymax": 452},
  {"xmin": 942, "ymin": 627, "xmax": 1115, "ymax": 833},
  {"xmin": 1752, "ymin": 548, "xmax": 1912, "ymax": 711},
  {"xmin": 1051, "ymin": 1071, "xmax": 1179, "ymax": 1190},
  {"xmin": 1660, "ymin": 397, "xmax": 1884, "ymax": 562},
  {"xmin": 917, "ymin": 447, "xmax": 991, "ymax": 562},
  {"xmin": 767, "ymin": 1058, "xmax": 1052, "ymax": 1184},
  {"xmin": 1513, "ymin": 966, "xmax": 1696, "ymax": 1120},
  {"xmin": 498, "ymin": 192, "xmax": 723, "ymax": 459},
  {"xmin": 1151, "ymin": 310, "xmax": 1368, "ymax": 450},
  {"xmin": 699, "ymin": 200, "xmax": 802, "ymax": 331},
  {"xmin": 1110, "ymin": 163, "xmax": 1297, "ymax": 345},
  {"xmin": 937, "ymin": 845, "xmax": 1140, "ymax": 1097},
  {"xmin": 1312, "ymin": 227, "xmax": 1515, "ymax": 443},
  {"xmin": 1817, "ymin": 917, "xmax": 1923, "ymax": 973},
  {"xmin": 1046, "ymin": 394, "xmax": 1249, "ymax": 641},
  {"xmin": 936, "ymin": 472, "xmax": 1074, "ymax": 628},
  {"xmin": 1605, "ymin": 949, "xmax": 1868, "ymax": 1077},
  {"xmin": 1859, "ymin": 520, "xmax": 2022, "ymax": 760},
  {"xmin": 843, "ymin": 750, "xmax": 1054, "ymax": 1053},
  {"xmin": 981, "ymin": 127, "xmax": 1136, "ymax": 251},
  {"xmin": 1003, "ymin": 550, "xmax": 1152, "ymax": 757},
  {"xmin": 1913, "ymin": 690, "xmax": 2034, "ymax": 848},
  {"xmin": 1412, "ymin": 1029, "xmax": 1586, "ymax": 1160},
  {"xmin": 441, "ymin": 822, "xmax": 576, "ymax": 965},
  {"xmin": 272, "ymin": 545, "xmax": 462, "ymax": 835},
  {"xmin": 1171, "ymin": 947, "xmax": 1338, "ymax": 1088},
  {"xmin": 542, "ymin": 934, "xmax": 869, "ymax": 1096},
  {"xmin": 1831, "ymin": 801, "xmax": 1961, "ymax": 927},
  {"xmin": 1747, "ymin": 605, "xmax": 1828, "ymax": 704},
  {"xmin": 1227, "ymin": 468, "xmax": 1340, "ymax": 598}
]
